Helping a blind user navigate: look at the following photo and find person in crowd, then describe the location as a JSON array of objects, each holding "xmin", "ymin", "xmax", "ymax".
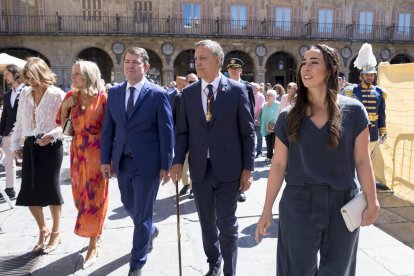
[
  {"xmin": 0, "ymin": 64, "xmax": 25, "ymax": 199},
  {"xmin": 105, "ymin": 82, "xmax": 113, "ymax": 91},
  {"xmin": 170, "ymin": 39, "xmax": 255, "ymax": 276},
  {"xmin": 226, "ymin": 57, "xmax": 255, "ymax": 203},
  {"xmin": 175, "ymin": 76, "xmax": 187, "ymax": 92},
  {"xmin": 338, "ymin": 76, "xmax": 346, "ymax": 95},
  {"xmin": 278, "ymin": 82, "xmax": 297, "ymax": 114},
  {"xmin": 351, "ymin": 43, "xmax": 388, "ymax": 190},
  {"xmin": 260, "ymin": 89, "xmax": 280, "ymax": 163},
  {"xmin": 100, "ymin": 47, "xmax": 174, "ymax": 276},
  {"xmin": 252, "ymin": 82, "xmax": 265, "ymax": 158},
  {"xmin": 167, "ymin": 80, "xmax": 177, "ymax": 107},
  {"xmin": 265, "ymin": 82, "xmax": 272, "ymax": 92},
  {"xmin": 255, "ymin": 44, "xmax": 379, "ymax": 276},
  {"xmin": 11, "ymin": 57, "xmax": 65, "ymax": 254},
  {"xmin": 56, "ymin": 60, "xmax": 109, "ymax": 269},
  {"xmin": 273, "ymin": 83, "xmax": 285, "ymax": 102},
  {"xmin": 177, "ymin": 73, "xmax": 199, "ymax": 198}
]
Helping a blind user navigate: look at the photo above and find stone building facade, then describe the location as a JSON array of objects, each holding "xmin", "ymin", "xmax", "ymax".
[{"xmin": 0, "ymin": 0, "xmax": 413, "ymax": 87}]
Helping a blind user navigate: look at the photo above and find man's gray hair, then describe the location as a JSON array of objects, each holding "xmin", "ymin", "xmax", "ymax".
[{"xmin": 195, "ymin": 40, "xmax": 224, "ymax": 67}]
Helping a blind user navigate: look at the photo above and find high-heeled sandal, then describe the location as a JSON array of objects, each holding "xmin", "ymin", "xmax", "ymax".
[
  {"xmin": 42, "ymin": 231, "xmax": 62, "ymax": 254},
  {"xmin": 32, "ymin": 228, "xmax": 51, "ymax": 253},
  {"xmin": 83, "ymin": 247, "xmax": 99, "ymax": 269}
]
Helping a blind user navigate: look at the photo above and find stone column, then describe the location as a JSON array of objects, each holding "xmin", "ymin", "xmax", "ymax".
[
  {"xmin": 112, "ymin": 66, "xmax": 124, "ymax": 83},
  {"xmin": 162, "ymin": 68, "xmax": 175, "ymax": 86},
  {"xmin": 254, "ymin": 68, "xmax": 267, "ymax": 84}
]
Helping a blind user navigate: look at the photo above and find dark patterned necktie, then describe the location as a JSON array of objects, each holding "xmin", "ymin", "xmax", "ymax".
[
  {"xmin": 207, "ymin": 84, "xmax": 214, "ymax": 109},
  {"xmin": 127, "ymin": 87, "xmax": 135, "ymax": 119}
]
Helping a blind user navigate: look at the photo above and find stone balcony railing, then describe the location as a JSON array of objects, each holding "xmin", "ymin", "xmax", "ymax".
[{"xmin": 0, "ymin": 14, "xmax": 412, "ymax": 43}]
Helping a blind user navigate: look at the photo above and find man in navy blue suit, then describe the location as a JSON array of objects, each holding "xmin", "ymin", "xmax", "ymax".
[
  {"xmin": 100, "ymin": 47, "xmax": 174, "ymax": 276},
  {"xmin": 170, "ymin": 40, "xmax": 255, "ymax": 276}
]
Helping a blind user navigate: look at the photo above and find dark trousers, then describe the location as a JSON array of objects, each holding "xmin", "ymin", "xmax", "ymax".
[
  {"xmin": 117, "ymin": 156, "xmax": 160, "ymax": 271},
  {"xmin": 192, "ymin": 160, "xmax": 239, "ymax": 276},
  {"xmin": 277, "ymin": 185, "xmax": 359, "ymax": 276},
  {"xmin": 254, "ymin": 125, "xmax": 263, "ymax": 155},
  {"xmin": 265, "ymin": 133, "xmax": 275, "ymax": 159}
]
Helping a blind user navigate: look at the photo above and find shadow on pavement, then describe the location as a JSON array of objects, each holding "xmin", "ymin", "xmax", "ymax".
[
  {"xmin": 88, "ymin": 253, "xmax": 130, "ymax": 276},
  {"xmin": 32, "ymin": 249, "xmax": 86, "ymax": 276},
  {"xmin": 0, "ymin": 252, "xmax": 40, "ymax": 275},
  {"xmin": 238, "ymin": 218, "xmax": 279, "ymax": 249},
  {"xmin": 253, "ymin": 169, "xmax": 270, "ymax": 181},
  {"xmin": 153, "ymin": 195, "xmax": 197, "ymax": 223},
  {"xmin": 107, "ymin": 206, "xmax": 129, "ymax": 220},
  {"xmin": 107, "ymin": 194, "xmax": 198, "ymax": 223}
]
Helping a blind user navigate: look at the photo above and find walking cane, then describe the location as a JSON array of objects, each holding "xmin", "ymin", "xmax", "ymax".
[{"xmin": 175, "ymin": 178, "xmax": 183, "ymax": 276}]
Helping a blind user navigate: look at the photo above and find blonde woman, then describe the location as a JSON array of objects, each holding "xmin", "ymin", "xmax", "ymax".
[
  {"xmin": 12, "ymin": 57, "xmax": 65, "ymax": 254},
  {"xmin": 56, "ymin": 60, "xmax": 108, "ymax": 269}
]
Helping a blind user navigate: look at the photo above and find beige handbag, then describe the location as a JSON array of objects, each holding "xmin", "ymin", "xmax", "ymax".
[
  {"xmin": 340, "ymin": 192, "xmax": 367, "ymax": 232},
  {"xmin": 62, "ymin": 116, "xmax": 74, "ymax": 136}
]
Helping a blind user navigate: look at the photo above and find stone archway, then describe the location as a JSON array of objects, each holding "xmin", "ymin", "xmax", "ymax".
[
  {"xmin": 173, "ymin": 49, "xmax": 196, "ymax": 78},
  {"xmin": 0, "ymin": 47, "xmax": 50, "ymax": 66},
  {"xmin": 265, "ymin": 51, "xmax": 297, "ymax": 87},
  {"xmin": 145, "ymin": 49, "xmax": 163, "ymax": 85},
  {"xmin": 223, "ymin": 51, "xmax": 254, "ymax": 82},
  {"xmin": 0, "ymin": 47, "xmax": 51, "ymax": 95},
  {"xmin": 390, "ymin": 54, "xmax": 412, "ymax": 64},
  {"xmin": 77, "ymin": 47, "xmax": 113, "ymax": 84}
]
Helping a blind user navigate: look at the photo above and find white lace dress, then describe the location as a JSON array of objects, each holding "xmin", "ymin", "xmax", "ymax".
[{"xmin": 12, "ymin": 85, "xmax": 66, "ymax": 206}]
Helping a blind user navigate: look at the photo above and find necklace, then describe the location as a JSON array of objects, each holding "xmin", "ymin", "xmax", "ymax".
[
  {"xmin": 32, "ymin": 102, "xmax": 37, "ymax": 129},
  {"xmin": 31, "ymin": 89, "xmax": 45, "ymax": 129},
  {"xmin": 203, "ymin": 87, "xmax": 217, "ymax": 122},
  {"xmin": 79, "ymin": 92, "xmax": 94, "ymax": 111}
]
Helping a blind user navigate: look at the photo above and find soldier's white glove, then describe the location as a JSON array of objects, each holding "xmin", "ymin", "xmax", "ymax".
[{"xmin": 379, "ymin": 133, "xmax": 387, "ymax": 144}]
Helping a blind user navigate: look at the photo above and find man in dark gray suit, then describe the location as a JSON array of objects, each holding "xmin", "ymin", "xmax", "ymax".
[
  {"xmin": 0, "ymin": 64, "xmax": 24, "ymax": 199},
  {"xmin": 170, "ymin": 40, "xmax": 255, "ymax": 276}
]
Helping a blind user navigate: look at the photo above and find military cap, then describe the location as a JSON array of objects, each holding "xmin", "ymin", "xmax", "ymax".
[{"xmin": 226, "ymin": 58, "xmax": 244, "ymax": 69}]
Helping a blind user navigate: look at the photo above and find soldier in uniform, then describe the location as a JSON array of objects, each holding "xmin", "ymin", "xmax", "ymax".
[
  {"xmin": 226, "ymin": 57, "xmax": 255, "ymax": 203},
  {"xmin": 352, "ymin": 43, "xmax": 388, "ymax": 190}
]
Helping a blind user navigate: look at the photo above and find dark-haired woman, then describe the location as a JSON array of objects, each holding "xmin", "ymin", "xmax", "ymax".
[{"xmin": 255, "ymin": 44, "xmax": 379, "ymax": 275}]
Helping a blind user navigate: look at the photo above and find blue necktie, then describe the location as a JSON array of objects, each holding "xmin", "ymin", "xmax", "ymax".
[{"xmin": 127, "ymin": 87, "xmax": 136, "ymax": 119}]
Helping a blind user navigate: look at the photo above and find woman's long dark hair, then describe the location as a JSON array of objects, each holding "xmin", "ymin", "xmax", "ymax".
[{"xmin": 287, "ymin": 44, "xmax": 342, "ymax": 150}]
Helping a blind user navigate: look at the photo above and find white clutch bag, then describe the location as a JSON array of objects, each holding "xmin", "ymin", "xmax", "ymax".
[{"xmin": 340, "ymin": 192, "xmax": 367, "ymax": 232}]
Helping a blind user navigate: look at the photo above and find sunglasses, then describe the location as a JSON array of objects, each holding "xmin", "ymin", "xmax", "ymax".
[{"xmin": 187, "ymin": 80, "xmax": 196, "ymax": 84}]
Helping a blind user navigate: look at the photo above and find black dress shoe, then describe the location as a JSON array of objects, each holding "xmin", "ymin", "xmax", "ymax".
[
  {"xmin": 148, "ymin": 227, "xmax": 159, "ymax": 253},
  {"xmin": 255, "ymin": 153, "xmax": 262, "ymax": 158},
  {"xmin": 188, "ymin": 189, "xmax": 194, "ymax": 199},
  {"xmin": 179, "ymin": 184, "xmax": 190, "ymax": 195},
  {"xmin": 0, "ymin": 188, "xmax": 16, "ymax": 199},
  {"xmin": 128, "ymin": 268, "xmax": 142, "ymax": 276},
  {"xmin": 376, "ymin": 182, "xmax": 390, "ymax": 190},
  {"xmin": 238, "ymin": 191, "xmax": 246, "ymax": 202},
  {"xmin": 205, "ymin": 266, "xmax": 221, "ymax": 276}
]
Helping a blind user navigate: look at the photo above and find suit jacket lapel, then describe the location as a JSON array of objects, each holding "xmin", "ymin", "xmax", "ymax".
[
  {"xmin": 194, "ymin": 80, "xmax": 207, "ymax": 124},
  {"xmin": 12, "ymin": 93, "xmax": 20, "ymax": 111},
  {"xmin": 119, "ymin": 82, "xmax": 128, "ymax": 123},
  {"xmin": 209, "ymin": 76, "xmax": 228, "ymax": 126}
]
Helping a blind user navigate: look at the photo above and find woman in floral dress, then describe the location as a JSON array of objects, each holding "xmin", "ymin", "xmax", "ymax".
[{"xmin": 57, "ymin": 60, "xmax": 108, "ymax": 269}]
